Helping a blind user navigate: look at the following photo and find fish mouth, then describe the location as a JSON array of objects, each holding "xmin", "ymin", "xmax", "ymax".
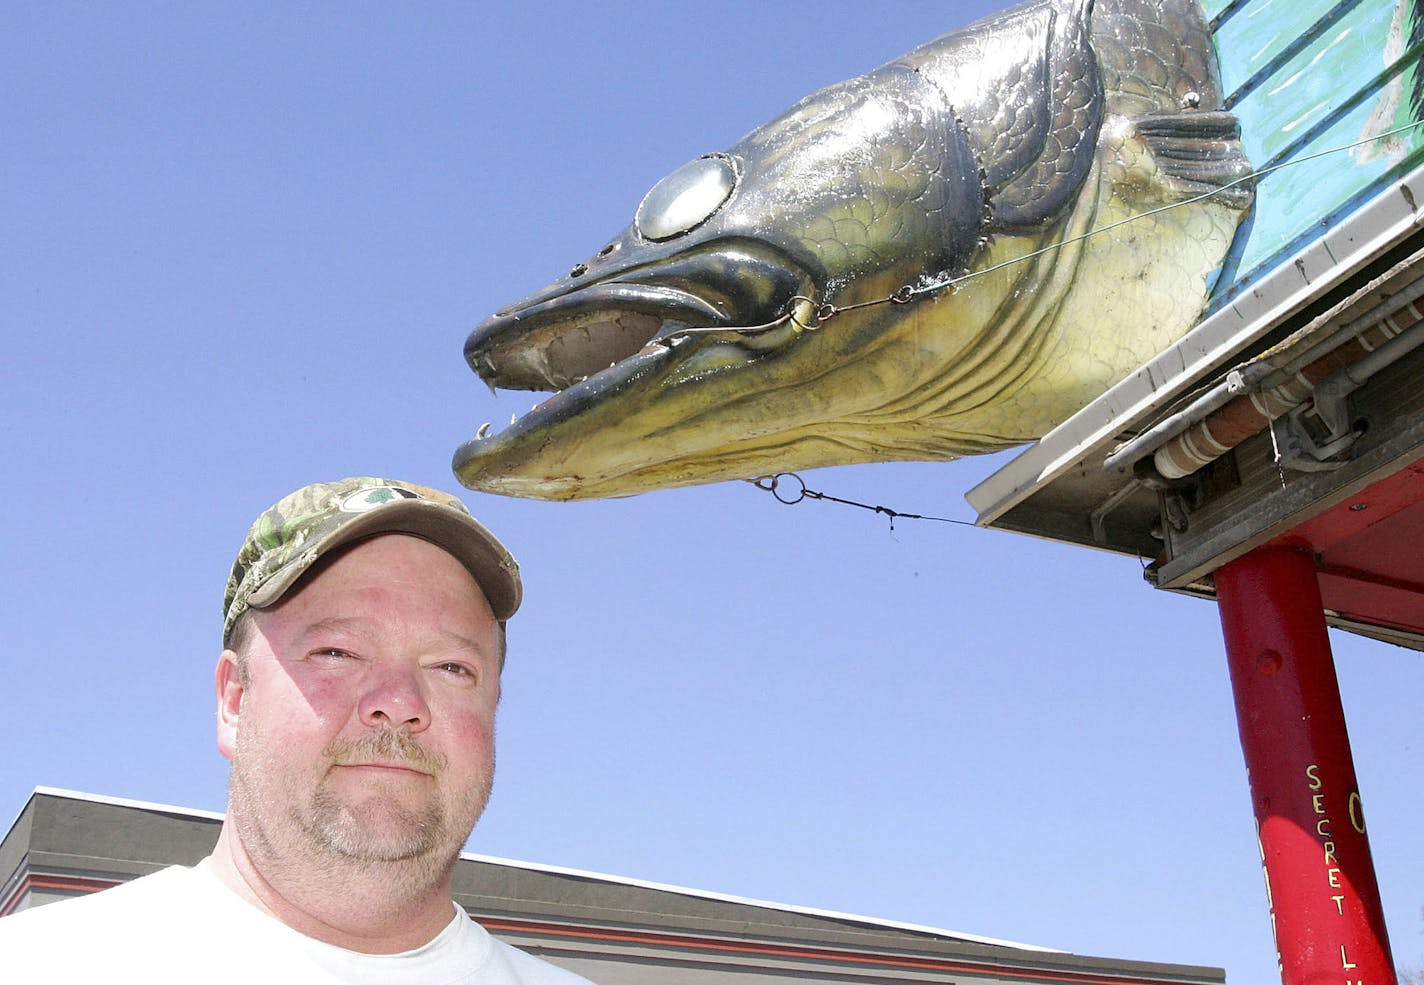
[
  {"xmin": 465, "ymin": 281, "xmax": 729, "ymax": 392},
  {"xmin": 455, "ymin": 242, "xmax": 818, "ymax": 496},
  {"xmin": 462, "ymin": 239, "xmax": 815, "ymax": 404},
  {"xmin": 465, "ymin": 239, "xmax": 816, "ymax": 394}
]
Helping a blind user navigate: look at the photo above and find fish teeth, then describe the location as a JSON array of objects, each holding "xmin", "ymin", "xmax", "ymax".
[{"xmin": 476, "ymin": 422, "xmax": 491, "ymax": 439}]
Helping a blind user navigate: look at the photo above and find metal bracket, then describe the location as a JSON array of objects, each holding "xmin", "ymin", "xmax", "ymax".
[
  {"xmin": 1162, "ymin": 491, "xmax": 1193, "ymax": 532},
  {"xmin": 1270, "ymin": 379, "xmax": 1362, "ymax": 472},
  {"xmin": 1088, "ymin": 481, "xmax": 1141, "ymax": 545}
]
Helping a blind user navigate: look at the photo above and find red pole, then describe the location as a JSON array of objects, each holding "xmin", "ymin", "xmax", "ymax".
[{"xmin": 1215, "ymin": 547, "xmax": 1396, "ymax": 985}]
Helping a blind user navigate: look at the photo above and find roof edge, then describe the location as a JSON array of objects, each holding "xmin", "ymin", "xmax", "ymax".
[
  {"xmin": 19, "ymin": 788, "xmax": 1058, "ymax": 954},
  {"xmin": 457, "ymin": 848, "xmax": 1060, "ymax": 953}
]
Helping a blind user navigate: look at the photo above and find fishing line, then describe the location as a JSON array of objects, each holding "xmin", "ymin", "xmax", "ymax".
[{"xmin": 748, "ymin": 472, "xmax": 981, "ymax": 532}]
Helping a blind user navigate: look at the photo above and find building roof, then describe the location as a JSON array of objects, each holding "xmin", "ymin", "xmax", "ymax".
[{"xmin": 2, "ymin": 788, "xmax": 1224, "ymax": 985}]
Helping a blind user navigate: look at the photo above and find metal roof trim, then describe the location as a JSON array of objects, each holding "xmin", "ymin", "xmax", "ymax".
[
  {"xmin": 967, "ymin": 161, "xmax": 1424, "ymax": 525},
  {"xmin": 458, "ymin": 848, "xmax": 1060, "ymax": 953},
  {"xmin": 12, "ymin": 788, "xmax": 1058, "ymax": 954}
]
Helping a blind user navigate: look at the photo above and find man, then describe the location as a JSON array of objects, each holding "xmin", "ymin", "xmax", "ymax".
[{"xmin": 0, "ymin": 477, "xmax": 594, "ymax": 983}]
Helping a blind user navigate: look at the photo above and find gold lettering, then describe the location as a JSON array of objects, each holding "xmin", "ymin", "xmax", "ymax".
[
  {"xmin": 1332, "ymin": 895, "xmax": 1345, "ymax": 915},
  {"xmin": 1317, "ymin": 818, "xmax": 1332, "ymax": 837},
  {"xmin": 1328, "ymin": 868, "xmax": 1341, "ymax": 888},
  {"xmin": 1348, "ymin": 791, "xmax": 1366, "ymax": 834},
  {"xmin": 1313, "ymin": 792, "xmax": 1327, "ymax": 814},
  {"xmin": 1323, "ymin": 842, "xmax": 1338, "ymax": 865},
  {"xmin": 1341, "ymin": 944, "xmax": 1357, "ymax": 969},
  {"xmin": 1306, "ymin": 763, "xmax": 1322, "ymax": 790}
]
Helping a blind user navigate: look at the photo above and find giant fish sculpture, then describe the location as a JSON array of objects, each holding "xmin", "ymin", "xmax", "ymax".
[{"xmin": 456, "ymin": 0, "xmax": 1253, "ymax": 500}]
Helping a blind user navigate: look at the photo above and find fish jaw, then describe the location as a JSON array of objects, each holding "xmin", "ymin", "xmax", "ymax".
[
  {"xmin": 457, "ymin": 238, "xmax": 828, "ymax": 500},
  {"xmin": 454, "ymin": 323, "xmax": 818, "ymax": 500},
  {"xmin": 466, "ymin": 282, "xmax": 717, "ymax": 393},
  {"xmin": 465, "ymin": 239, "xmax": 817, "ymax": 393}
]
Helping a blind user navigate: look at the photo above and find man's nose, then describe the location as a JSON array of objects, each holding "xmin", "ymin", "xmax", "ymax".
[{"xmin": 357, "ymin": 665, "xmax": 431, "ymax": 732}]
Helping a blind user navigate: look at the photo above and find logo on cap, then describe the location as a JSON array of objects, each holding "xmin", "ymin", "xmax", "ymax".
[{"xmin": 339, "ymin": 485, "xmax": 421, "ymax": 513}]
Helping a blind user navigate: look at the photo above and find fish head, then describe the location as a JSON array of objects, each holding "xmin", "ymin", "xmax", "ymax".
[{"xmin": 458, "ymin": 66, "xmax": 987, "ymax": 500}]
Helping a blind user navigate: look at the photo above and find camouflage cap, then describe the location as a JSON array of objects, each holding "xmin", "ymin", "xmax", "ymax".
[{"xmin": 222, "ymin": 477, "xmax": 521, "ymax": 645}]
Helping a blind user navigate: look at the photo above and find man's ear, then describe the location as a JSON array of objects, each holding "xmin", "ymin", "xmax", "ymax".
[{"xmin": 215, "ymin": 650, "xmax": 244, "ymax": 762}]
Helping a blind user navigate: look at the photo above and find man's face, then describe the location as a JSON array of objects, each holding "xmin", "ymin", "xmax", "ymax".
[{"xmin": 217, "ymin": 533, "xmax": 501, "ymax": 888}]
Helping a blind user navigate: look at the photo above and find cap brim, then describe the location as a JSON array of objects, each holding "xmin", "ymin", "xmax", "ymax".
[{"xmin": 245, "ymin": 500, "xmax": 521, "ymax": 620}]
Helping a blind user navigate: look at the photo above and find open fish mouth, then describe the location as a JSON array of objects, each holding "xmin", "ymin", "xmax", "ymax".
[
  {"xmin": 464, "ymin": 237, "xmax": 818, "ymax": 402},
  {"xmin": 453, "ymin": 239, "xmax": 821, "ymax": 497},
  {"xmin": 465, "ymin": 282, "xmax": 726, "ymax": 393},
  {"xmin": 452, "ymin": 280, "xmax": 755, "ymax": 496}
]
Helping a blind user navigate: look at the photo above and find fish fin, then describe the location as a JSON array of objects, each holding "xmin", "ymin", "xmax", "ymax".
[
  {"xmin": 990, "ymin": 0, "xmax": 1104, "ymax": 230},
  {"xmin": 1127, "ymin": 110, "xmax": 1255, "ymax": 210}
]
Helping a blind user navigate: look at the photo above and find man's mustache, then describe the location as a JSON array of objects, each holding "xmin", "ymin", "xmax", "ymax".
[{"xmin": 324, "ymin": 727, "xmax": 446, "ymax": 776}]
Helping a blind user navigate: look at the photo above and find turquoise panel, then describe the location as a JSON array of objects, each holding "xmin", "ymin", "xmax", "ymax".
[
  {"xmin": 1213, "ymin": 0, "xmax": 1350, "ymax": 98},
  {"xmin": 1228, "ymin": 0, "xmax": 1403, "ymax": 160},
  {"xmin": 1234, "ymin": 94, "xmax": 1424, "ymax": 276},
  {"xmin": 1207, "ymin": 0, "xmax": 1424, "ymax": 303}
]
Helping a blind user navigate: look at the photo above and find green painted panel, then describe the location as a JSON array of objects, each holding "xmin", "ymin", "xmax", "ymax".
[
  {"xmin": 1206, "ymin": 0, "xmax": 1424, "ymax": 301},
  {"xmin": 1213, "ymin": 0, "xmax": 1347, "ymax": 97},
  {"xmin": 1234, "ymin": 94, "xmax": 1424, "ymax": 275},
  {"xmin": 1226, "ymin": 0, "xmax": 1403, "ymax": 157}
]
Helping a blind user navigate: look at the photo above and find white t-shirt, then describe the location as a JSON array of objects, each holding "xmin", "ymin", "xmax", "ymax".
[{"xmin": 0, "ymin": 859, "xmax": 593, "ymax": 984}]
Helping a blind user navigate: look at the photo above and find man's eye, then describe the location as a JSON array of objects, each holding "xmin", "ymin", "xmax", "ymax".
[
  {"xmin": 435, "ymin": 662, "xmax": 476, "ymax": 680},
  {"xmin": 312, "ymin": 648, "xmax": 355, "ymax": 660}
]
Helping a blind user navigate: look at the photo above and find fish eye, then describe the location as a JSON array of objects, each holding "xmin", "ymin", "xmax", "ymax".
[{"xmin": 634, "ymin": 154, "xmax": 737, "ymax": 241}]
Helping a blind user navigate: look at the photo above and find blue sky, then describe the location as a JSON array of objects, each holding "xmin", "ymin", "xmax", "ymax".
[{"xmin": 3, "ymin": 2, "xmax": 1420, "ymax": 981}]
